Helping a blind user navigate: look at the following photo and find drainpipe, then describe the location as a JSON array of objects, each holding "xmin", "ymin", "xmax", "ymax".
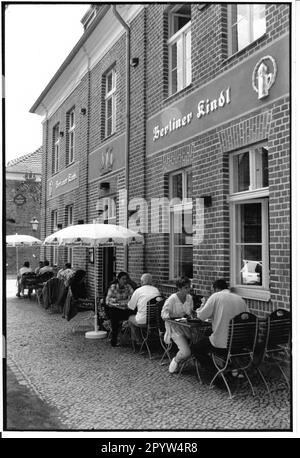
[
  {"xmin": 111, "ymin": 5, "xmax": 130, "ymax": 272},
  {"xmin": 41, "ymin": 103, "xmax": 49, "ymax": 261}
]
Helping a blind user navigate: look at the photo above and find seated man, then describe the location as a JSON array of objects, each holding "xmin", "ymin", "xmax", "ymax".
[
  {"xmin": 16, "ymin": 261, "xmax": 32, "ymax": 297},
  {"xmin": 39, "ymin": 260, "xmax": 53, "ymax": 275},
  {"xmin": 127, "ymin": 273, "xmax": 161, "ymax": 343},
  {"xmin": 191, "ymin": 278, "xmax": 248, "ymax": 368},
  {"xmin": 35, "ymin": 261, "xmax": 44, "ymax": 275}
]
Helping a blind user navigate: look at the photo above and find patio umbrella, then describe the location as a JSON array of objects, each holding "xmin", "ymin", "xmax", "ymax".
[
  {"xmin": 6, "ymin": 234, "xmax": 42, "ymax": 275},
  {"xmin": 43, "ymin": 223, "xmax": 144, "ymax": 339}
]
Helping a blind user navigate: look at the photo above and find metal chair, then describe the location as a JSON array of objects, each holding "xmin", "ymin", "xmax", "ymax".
[
  {"xmin": 255, "ymin": 308, "xmax": 291, "ymax": 393},
  {"xmin": 133, "ymin": 296, "xmax": 166, "ymax": 360},
  {"xmin": 209, "ymin": 312, "xmax": 259, "ymax": 399},
  {"xmin": 20, "ymin": 272, "xmax": 37, "ymax": 299}
]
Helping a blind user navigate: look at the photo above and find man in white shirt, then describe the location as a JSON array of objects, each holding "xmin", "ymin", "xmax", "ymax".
[
  {"xmin": 192, "ymin": 279, "xmax": 248, "ymax": 363},
  {"xmin": 39, "ymin": 260, "xmax": 53, "ymax": 275},
  {"xmin": 127, "ymin": 273, "xmax": 161, "ymax": 342},
  {"xmin": 16, "ymin": 261, "xmax": 32, "ymax": 297}
]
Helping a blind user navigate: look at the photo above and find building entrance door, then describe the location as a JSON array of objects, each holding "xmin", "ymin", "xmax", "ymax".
[{"xmin": 103, "ymin": 247, "xmax": 115, "ymax": 291}]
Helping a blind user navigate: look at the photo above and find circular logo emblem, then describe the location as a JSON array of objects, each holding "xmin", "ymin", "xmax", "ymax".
[
  {"xmin": 252, "ymin": 55, "xmax": 277, "ymax": 99},
  {"xmin": 14, "ymin": 193, "xmax": 26, "ymax": 206}
]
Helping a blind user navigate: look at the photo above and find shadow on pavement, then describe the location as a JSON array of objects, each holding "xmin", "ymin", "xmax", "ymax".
[{"xmin": 5, "ymin": 365, "xmax": 66, "ymax": 431}]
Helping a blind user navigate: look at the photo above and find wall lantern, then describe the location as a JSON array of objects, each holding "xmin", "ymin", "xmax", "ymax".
[
  {"xmin": 100, "ymin": 182, "xmax": 110, "ymax": 190},
  {"xmin": 201, "ymin": 195, "xmax": 212, "ymax": 208},
  {"xmin": 78, "ymin": 219, "xmax": 84, "ymax": 224},
  {"xmin": 130, "ymin": 57, "xmax": 139, "ymax": 68},
  {"xmin": 59, "ymin": 131, "xmax": 64, "ymax": 138},
  {"xmin": 80, "ymin": 108, "xmax": 87, "ymax": 115},
  {"xmin": 30, "ymin": 217, "xmax": 39, "ymax": 231}
]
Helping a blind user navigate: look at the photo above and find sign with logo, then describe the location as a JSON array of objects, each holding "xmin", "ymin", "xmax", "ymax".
[
  {"xmin": 47, "ymin": 162, "xmax": 79, "ymax": 199},
  {"xmin": 14, "ymin": 193, "xmax": 26, "ymax": 206},
  {"xmin": 88, "ymin": 134, "xmax": 125, "ymax": 183},
  {"xmin": 146, "ymin": 35, "xmax": 289, "ymax": 156}
]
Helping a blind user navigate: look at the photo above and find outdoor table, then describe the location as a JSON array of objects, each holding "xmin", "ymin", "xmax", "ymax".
[{"xmin": 166, "ymin": 318, "xmax": 212, "ymax": 344}]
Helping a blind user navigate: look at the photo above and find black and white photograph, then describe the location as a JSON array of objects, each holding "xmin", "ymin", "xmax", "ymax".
[{"xmin": 2, "ymin": 0, "xmax": 298, "ymax": 440}]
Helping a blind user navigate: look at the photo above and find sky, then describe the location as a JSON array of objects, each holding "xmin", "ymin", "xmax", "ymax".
[{"xmin": 4, "ymin": 2, "xmax": 90, "ymax": 164}]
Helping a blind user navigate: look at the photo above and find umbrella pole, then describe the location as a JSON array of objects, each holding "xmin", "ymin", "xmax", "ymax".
[
  {"xmin": 85, "ymin": 247, "xmax": 105, "ymax": 340},
  {"xmin": 16, "ymin": 246, "xmax": 19, "ymax": 276}
]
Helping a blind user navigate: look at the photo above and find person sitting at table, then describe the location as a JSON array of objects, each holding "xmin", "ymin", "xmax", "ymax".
[
  {"xmin": 191, "ymin": 278, "xmax": 248, "ymax": 368},
  {"xmin": 106, "ymin": 271, "xmax": 135, "ymax": 347},
  {"xmin": 127, "ymin": 273, "xmax": 162, "ymax": 343},
  {"xmin": 57, "ymin": 262, "xmax": 75, "ymax": 287},
  {"xmin": 35, "ymin": 260, "xmax": 44, "ymax": 275},
  {"xmin": 69, "ymin": 269, "xmax": 88, "ymax": 300},
  {"xmin": 16, "ymin": 261, "xmax": 32, "ymax": 297},
  {"xmin": 39, "ymin": 260, "xmax": 53, "ymax": 275},
  {"xmin": 161, "ymin": 276, "xmax": 194, "ymax": 373}
]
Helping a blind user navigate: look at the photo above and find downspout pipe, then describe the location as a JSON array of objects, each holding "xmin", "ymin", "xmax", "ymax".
[{"xmin": 111, "ymin": 5, "xmax": 130, "ymax": 271}]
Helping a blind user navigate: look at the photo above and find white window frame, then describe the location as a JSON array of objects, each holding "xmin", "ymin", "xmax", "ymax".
[
  {"xmin": 168, "ymin": 6, "xmax": 191, "ymax": 96},
  {"xmin": 169, "ymin": 169, "xmax": 193, "ymax": 280},
  {"xmin": 228, "ymin": 4, "xmax": 266, "ymax": 56},
  {"xmin": 105, "ymin": 69, "xmax": 116, "ymax": 138},
  {"xmin": 67, "ymin": 109, "xmax": 75, "ymax": 165},
  {"xmin": 52, "ymin": 124, "xmax": 59, "ymax": 174},
  {"xmin": 229, "ymin": 146, "xmax": 270, "ymax": 300}
]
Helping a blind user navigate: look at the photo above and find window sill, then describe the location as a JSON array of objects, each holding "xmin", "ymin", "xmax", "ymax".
[
  {"xmin": 65, "ymin": 161, "xmax": 75, "ymax": 168},
  {"xmin": 163, "ymin": 83, "xmax": 193, "ymax": 104},
  {"xmin": 234, "ymin": 286, "xmax": 270, "ymax": 302},
  {"xmin": 223, "ymin": 33, "xmax": 267, "ymax": 65}
]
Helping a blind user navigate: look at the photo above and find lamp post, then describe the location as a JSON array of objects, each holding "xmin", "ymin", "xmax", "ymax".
[{"xmin": 30, "ymin": 218, "xmax": 39, "ymax": 232}]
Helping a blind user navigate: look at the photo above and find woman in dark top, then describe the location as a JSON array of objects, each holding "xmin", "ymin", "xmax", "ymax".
[{"xmin": 69, "ymin": 270, "xmax": 88, "ymax": 300}]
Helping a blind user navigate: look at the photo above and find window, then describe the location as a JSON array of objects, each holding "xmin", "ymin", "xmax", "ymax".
[
  {"xmin": 51, "ymin": 210, "xmax": 58, "ymax": 266},
  {"xmin": 168, "ymin": 4, "xmax": 191, "ymax": 96},
  {"xmin": 52, "ymin": 124, "xmax": 59, "ymax": 174},
  {"xmin": 105, "ymin": 69, "xmax": 116, "ymax": 137},
  {"xmin": 229, "ymin": 145, "xmax": 269, "ymax": 298},
  {"xmin": 169, "ymin": 169, "xmax": 193, "ymax": 279},
  {"xmin": 66, "ymin": 109, "xmax": 75, "ymax": 165},
  {"xmin": 228, "ymin": 4, "xmax": 266, "ymax": 55},
  {"xmin": 65, "ymin": 205, "xmax": 74, "ymax": 264}
]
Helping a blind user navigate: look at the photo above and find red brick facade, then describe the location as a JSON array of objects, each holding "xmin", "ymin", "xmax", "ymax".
[{"xmin": 32, "ymin": 4, "xmax": 290, "ymax": 315}]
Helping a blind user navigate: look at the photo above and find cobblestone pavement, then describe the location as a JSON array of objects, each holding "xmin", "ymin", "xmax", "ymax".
[{"xmin": 5, "ymin": 279, "xmax": 291, "ymax": 431}]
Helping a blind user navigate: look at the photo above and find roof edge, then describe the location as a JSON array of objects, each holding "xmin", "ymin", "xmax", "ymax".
[{"xmin": 29, "ymin": 4, "xmax": 111, "ymax": 114}]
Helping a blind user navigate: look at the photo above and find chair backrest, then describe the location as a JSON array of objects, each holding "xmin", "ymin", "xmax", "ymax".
[
  {"xmin": 266, "ymin": 308, "xmax": 291, "ymax": 350},
  {"xmin": 146, "ymin": 296, "xmax": 164, "ymax": 330},
  {"xmin": 21, "ymin": 272, "xmax": 37, "ymax": 280},
  {"xmin": 37, "ymin": 271, "xmax": 54, "ymax": 283},
  {"xmin": 227, "ymin": 312, "xmax": 259, "ymax": 355}
]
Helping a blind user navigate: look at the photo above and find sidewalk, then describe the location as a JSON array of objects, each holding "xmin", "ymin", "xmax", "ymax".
[{"xmin": 4, "ymin": 279, "xmax": 291, "ymax": 432}]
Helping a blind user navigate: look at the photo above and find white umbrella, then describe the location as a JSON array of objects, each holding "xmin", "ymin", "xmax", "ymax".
[
  {"xmin": 43, "ymin": 223, "xmax": 144, "ymax": 339},
  {"xmin": 6, "ymin": 234, "xmax": 42, "ymax": 275}
]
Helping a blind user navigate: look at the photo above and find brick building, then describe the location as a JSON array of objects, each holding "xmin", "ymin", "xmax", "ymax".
[
  {"xmin": 30, "ymin": 4, "xmax": 290, "ymax": 316},
  {"xmin": 6, "ymin": 147, "xmax": 42, "ymax": 274}
]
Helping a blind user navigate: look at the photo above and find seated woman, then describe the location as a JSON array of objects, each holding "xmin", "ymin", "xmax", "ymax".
[
  {"xmin": 69, "ymin": 269, "xmax": 88, "ymax": 300},
  {"xmin": 161, "ymin": 276, "xmax": 194, "ymax": 374},
  {"xmin": 106, "ymin": 271, "xmax": 134, "ymax": 347}
]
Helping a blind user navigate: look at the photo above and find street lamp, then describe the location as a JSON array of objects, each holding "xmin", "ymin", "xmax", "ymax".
[{"xmin": 30, "ymin": 218, "xmax": 39, "ymax": 232}]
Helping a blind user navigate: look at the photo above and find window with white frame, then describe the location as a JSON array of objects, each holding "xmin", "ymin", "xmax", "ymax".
[
  {"xmin": 65, "ymin": 204, "xmax": 74, "ymax": 264},
  {"xmin": 105, "ymin": 69, "xmax": 116, "ymax": 137},
  {"xmin": 169, "ymin": 168, "xmax": 193, "ymax": 279},
  {"xmin": 168, "ymin": 4, "xmax": 191, "ymax": 96},
  {"xmin": 52, "ymin": 124, "xmax": 59, "ymax": 174},
  {"xmin": 51, "ymin": 209, "xmax": 58, "ymax": 266},
  {"xmin": 229, "ymin": 145, "xmax": 269, "ymax": 297},
  {"xmin": 228, "ymin": 4, "xmax": 266, "ymax": 55},
  {"xmin": 66, "ymin": 108, "xmax": 75, "ymax": 165}
]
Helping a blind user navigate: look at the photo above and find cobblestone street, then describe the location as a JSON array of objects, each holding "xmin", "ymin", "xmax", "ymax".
[{"xmin": 5, "ymin": 279, "xmax": 291, "ymax": 432}]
